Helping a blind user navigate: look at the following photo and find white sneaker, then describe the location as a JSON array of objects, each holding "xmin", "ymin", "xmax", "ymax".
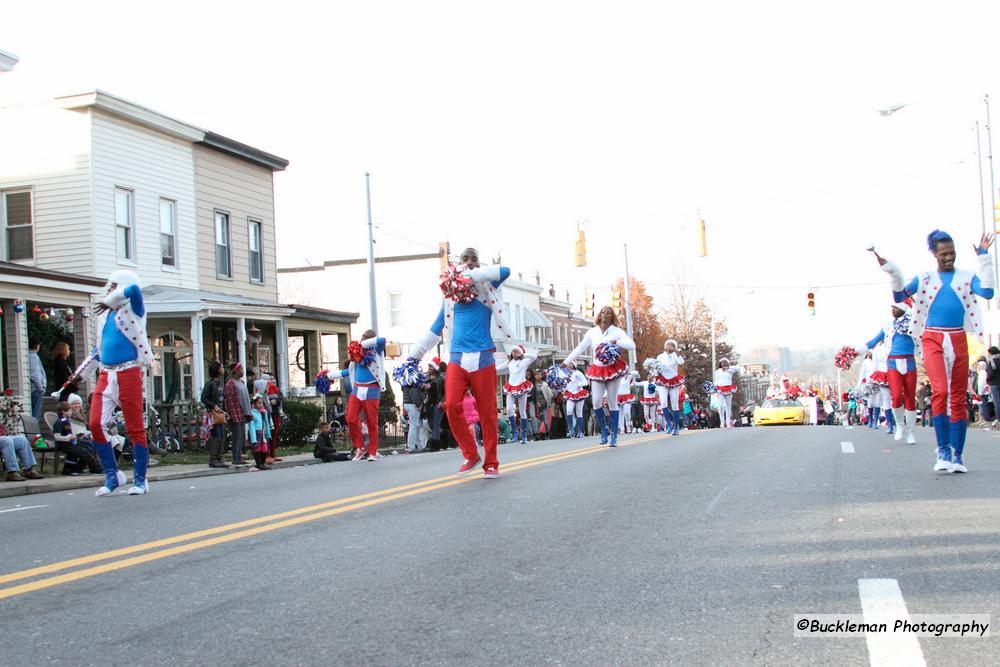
[
  {"xmin": 127, "ymin": 481, "xmax": 150, "ymax": 495},
  {"xmin": 351, "ymin": 450, "xmax": 366, "ymax": 462},
  {"xmin": 368, "ymin": 453, "xmax": 382, "ymax": 462},
  {"xmin": 894, "ymin": 429, "xmax": 903, "ymax": 442},
  {"xmin": 95, "ymin": 470, "xmax": 128, "ymax": 497},
  {"xmin": 906, "ymin": 431, "xmax": 916, "ymax": 445},
  {"xmin": 951, "ymin": 460, "xmax": 968, "ymax": 473},
  {"xmin": 933, "ymin": 458, "xmax": 954, "ymax": 473}
]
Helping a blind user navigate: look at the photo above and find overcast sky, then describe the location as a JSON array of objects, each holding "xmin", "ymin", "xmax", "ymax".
[{"xmin": 4, "ymin": 0, "xmax": 1000, "ymax": 351}]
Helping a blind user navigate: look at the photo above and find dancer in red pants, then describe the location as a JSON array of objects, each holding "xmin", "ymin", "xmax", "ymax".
[
  {"xmin": 878, "ymin": 230, "xmax": 994, "ymax": 473},
  {"xmin": 340, "ymin": 330, "xmax": 386, "ymax": 462},
  {"xmin": 407, "ymin": 247, "xmax": 514, "ymax": 478}
]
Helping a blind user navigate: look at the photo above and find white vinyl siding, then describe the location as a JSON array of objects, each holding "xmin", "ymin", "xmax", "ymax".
[
  {"xmin": 90, "ymin": 110, "xmax": 198, "ymax": 286},
  {"xmin": 2, "ymin": 189, "xmax": 33, "ymax": 261},
  {"xmin": 194, "ymin": 145, "xmax": 278, "ymax": 301},
  {"xmin": 215, "ymin": 211, "xmax": 231, "ymax": 278},
  {"xmin": 248, "ymin": 218, "xmax": 263, "ymax": 283},
  {"xmin": 0, "ymin": 101, "xmax": 94, "ymax": 274},
  {"xmin": 389, "ymin": 292, "xmax": 404, "ymax": 327},
  {"xmin": 115, "ymin": 187, "xmax": 134, "ymax": 261},
  {"xmin": 160, "ymin": 198, "xmax": 177, "ymax": 267}
]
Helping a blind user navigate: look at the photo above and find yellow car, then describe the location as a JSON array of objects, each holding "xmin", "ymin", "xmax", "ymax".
[{"xmin": 753, "ymin": 398, "xmax": 807, "ymax": 426}]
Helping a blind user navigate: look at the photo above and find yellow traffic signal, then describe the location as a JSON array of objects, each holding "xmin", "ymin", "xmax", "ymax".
[
  {"xmin": 698, "ymin": 219, "xmax": 707, "ymax": 257},
  {"xmin": 574, "ymin": 229, "xmax": 587, "ymax": 267},
  {"xmin": 611, "ymin": 288, "xmax": 623, "ymax": 314},
  {"xmin": 583, "ymin": 289, "xmax": 595, "ymax": 318},
  {"xmin": 807, "ymin": 291, "xmax": 816, "ymax": 316}
]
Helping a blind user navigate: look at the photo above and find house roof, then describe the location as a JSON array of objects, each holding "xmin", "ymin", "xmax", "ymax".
[
  {"xmin": 0, "ymin": 261, "xmax": 105, "ymax": 293},
  {"xmin": 142, "ymin": 285, "xmax": 293, "ymax": 317},
  {"xmin": 288, "ymin": 304, "xmax": 359, "ymax": 325},
  {"xmin": 55, "ymin": 90, "xmax": 288, "ymax": 171}
]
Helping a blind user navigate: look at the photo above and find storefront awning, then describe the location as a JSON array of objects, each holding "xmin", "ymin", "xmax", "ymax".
[{"xmin": 524, "ymin": 308, "xmax": 552, "ymax": 328}]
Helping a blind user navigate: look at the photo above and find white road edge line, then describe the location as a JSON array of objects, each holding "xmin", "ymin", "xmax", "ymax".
[
  {"xmin": 841, "ymin": 442, "xmax": 855, "ymax": 454},
  {"xmin": 705, "ymin": 485, "xmax": 731, "ymax": 516},
  {"xmin": 857, "ymin": 578, "xmax": 926, "ymax": 667},
  {"xmin": 0, "ymin": 505, "xmax": 48, "ymax": 514}
]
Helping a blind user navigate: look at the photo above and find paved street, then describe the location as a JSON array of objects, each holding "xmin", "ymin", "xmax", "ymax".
[{"xmin": 3, "ymin": 424, "xmax": 1000, "ymax": 666}]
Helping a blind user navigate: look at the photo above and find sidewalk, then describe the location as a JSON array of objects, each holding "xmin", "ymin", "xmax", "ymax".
[{"xmin": 0, "ymin": 454, "xmax": 323, "ymax": 499}]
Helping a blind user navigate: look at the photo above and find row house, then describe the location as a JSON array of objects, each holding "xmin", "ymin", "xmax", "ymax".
[
  {"xmin": 0, "ymin": 90, "xmax": 354, "ymax": 407},
  {"xmin": 539, "ymin": 293, "xmax": 593, "ymax": 367}
]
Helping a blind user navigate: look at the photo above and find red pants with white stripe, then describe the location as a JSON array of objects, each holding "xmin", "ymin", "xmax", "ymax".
[
  {"xmin": 922, "ymin": 328, "xmax": 968, "ymax": 421},
  {"xmin": 445, "ymin": 362, "xmax": 499, "ymax": 471},
  {"xmin": 88, "ymin": 366, "xmax": 147, "ymax": 447},
  {"xmin": 347, "ymin": 395, "xmax": 379, "ymax": 456}
]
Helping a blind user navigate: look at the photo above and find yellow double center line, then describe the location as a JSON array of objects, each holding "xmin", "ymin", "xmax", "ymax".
[{"xmin": 0, "ymin": 434, "xmax": 669, "ymax": 601}]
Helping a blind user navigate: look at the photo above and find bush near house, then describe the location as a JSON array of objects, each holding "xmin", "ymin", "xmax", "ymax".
[{"xmin": 280, "ymin": 399, "xmax": 324, "ymax": 447}]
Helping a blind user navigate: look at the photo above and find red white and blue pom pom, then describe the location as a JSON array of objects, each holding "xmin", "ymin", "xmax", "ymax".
[
  {"xmin": 833, "ymin": 346, "xmax": 859, "ymax": 370},
  {"xmin": 392, "ymin": 358, "xmax": 428, "ymax": 387},
  {"xmin": 893, "ymin": 314, "xmax": 911, "ymax": 336},
  {"xmin": 595, "ymin": 342, "xmax": 621, "ymax": 366},
  {"xmin": 701, "ymin": 380, "xmax": 717, "ymax": 394},
  {"xmin": 314, "ymin": 370, "xmax": 332, "ymax": 395},
  {"xmin": 348, "ymin": 341, "xmax": 375, "ymax": 367},
  {"xmin": 545, "ymin": 365, "xmax": 572, "ymax": 391},
  {"xmin": 642, "ymin": 357, "xmax": 662, "ymax": 377},
  {"xmin": 439, "ymin": 264, "xmax": 478, "ymax": 304}
]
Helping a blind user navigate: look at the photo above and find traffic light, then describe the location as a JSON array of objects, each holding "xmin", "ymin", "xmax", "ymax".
[
  {"xmin": 583, "ymin": 289, "xmax": 595, "ymax": 318},
  {"xmin": 611, "ymin": 288, "xmax": 623, "ymax": 315},
  {"xmin": 574, "ymin": 229, "xmax": 587, "ymax": 267},
  {"xmin": 698, "ymin": 219, "xmax": 707, "ymax": 257},
  {"xmin": 807, "ymin": 291, "xmax": 816, "ymax": 316}
]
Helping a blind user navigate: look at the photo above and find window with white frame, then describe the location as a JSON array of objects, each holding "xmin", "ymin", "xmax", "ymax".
[
  {"xmin": 389, "ymin": 292, "xmax": 404, "ymax": 327},
  {"xmin": 160, "ymin": 198, "xmax": 177, "ymax": 267},
  {"xmin": 115, "ymin": 188, "xmax": 135, "ymax": 261},
  {"xmin": 215, "ymin": 211, "xmax": 232, "ymax": 278},
  {"xmin": 249, "ymin": 218, "xmax": 263, "ymax": 283},
  {"xmin": 2, "ymin": 190, "xmax": 33, "ymax": 261}
]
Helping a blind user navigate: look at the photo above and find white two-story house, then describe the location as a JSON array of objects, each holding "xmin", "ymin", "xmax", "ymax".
[{"xmin": 0, "ymin": 90, "xmax": 355, "ymax": 409}]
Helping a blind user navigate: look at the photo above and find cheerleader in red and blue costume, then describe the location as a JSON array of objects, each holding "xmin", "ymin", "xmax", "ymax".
[
  {"xmin": 502, "ymin": 344, "xmax": 537, "ymax": 444},
  {"xmin": 654, "ymin": 339, "xmax": 685, "ymax": 436},
  {"xmin": 852, "ymin": 301, "xmax": 919, "ymax": 442},
  {"xmin": 77, "ymin": 270, "xmax": 154, "ymax": 497},
  {"xmin": 713, "ymin": 359, "xmax": 739, "ymax": 428},
  {"xmin": 563, "ymin": 368, "xmax": 590, "ymax": 438},
  {"xmin": 562, "ymin": 306, "xmax": 636, "ymax": 447},
  {"xmin": 640, "ymin": 383, "xmax": 661, "ymax": 431},
  {"xmin": 407, "ymin": 248, "xmax": 513, "ymax": 479},
  {"xmin": 340, "ymin": 330, "xmax": 386, "ymax": 462},
  {"xmin": 616, "ymin": 371, "xmax": 639, "ymax": 434},
  {"xmin": 878, "ymin": 230, "xmax": 995, "ymax": 473}
]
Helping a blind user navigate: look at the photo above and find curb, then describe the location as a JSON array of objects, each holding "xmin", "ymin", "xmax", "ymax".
[{"xmin": 0, "ymin": 457, "xmax": 325, "ymax": 499}]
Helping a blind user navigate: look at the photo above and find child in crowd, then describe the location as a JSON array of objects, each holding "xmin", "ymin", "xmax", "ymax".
[
  {"xmin": 314, "ymin": 421, "xmax": 349, "ymax": 462},
  {"xmin": 463, "ymin": 390, "xmax": 482, "ymax": 446},
  {"xmin": 248, "ymin": 395, "xmax": 272, "ymax": 471},
  {"xmin": 497, "ymin": 409, "xmax": 512, "ymax": 444},
  {"xmin": 52, "ymin": 401, "xmax": 101, "ymax": 475}
]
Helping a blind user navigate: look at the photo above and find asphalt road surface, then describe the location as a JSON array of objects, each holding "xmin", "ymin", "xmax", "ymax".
[{"xmin": 3, "ymin": 423, "xmax": 999, "ymax": 666}]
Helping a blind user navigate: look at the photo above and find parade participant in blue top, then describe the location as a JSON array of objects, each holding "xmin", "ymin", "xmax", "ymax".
[
  {"xmin": 877, "ymin": 230, "xmax": 995, "ymax": 473},
  {"xmin": 408, "ymin": 247, "xmax": 515, "ymax": 479},
  {"xmin": 340, "ymin": 329, "xmax": 387, "ymax": 462},
  {"xmin": 850, "ymin": 301, "xmax": 920, "ymax": 444},
  {"xmin": 72, "ymin": 270, "xmax": 155, "ymax": 496}
]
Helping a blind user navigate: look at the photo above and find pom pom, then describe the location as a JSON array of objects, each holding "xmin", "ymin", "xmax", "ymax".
[
  {"xmin": 545, "ymin": 365, "xmax": 572, "ymax": 391},
  {"xmin": 595, "ymin": 342, "xmax": 621, "ymax": 366},
  {"xmin": 642, "ymin": 357, "xmax": 662, "ymax": 377},
  {"xmin": 439, "ymin": 264, "xmax": 478, "ymax": 304},
  {"xmin": 833, "ymin": 346, "xmax": 859, "ymax": 370},
  {"xmin": 701, "ymin": 380, "xmax": 717, "ymax": 394},
  {"xmin": 893, "ymin": 314, "xmax": 911, "ymax": 336},
  {"xmin": 348, "ymin": 341, "xmax": 376, "ymax": 367},
  {"xmin": 392, "ymin": 358, "xmax": 428, "ymax": 387}
]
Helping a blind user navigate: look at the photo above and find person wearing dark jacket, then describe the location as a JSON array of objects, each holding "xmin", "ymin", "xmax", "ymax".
[
  {"xmin": 403, "ymin": 381, "xmax": 427, "ymax": 452},
  {"xmin": 52, "ymin": 342, "xmax": 77, "ymax": 401},
  {"xmin": 200, "ymin": 360, "xmax": 229, "ymax": 468},
  {"xmin": 422, "ymin": 359, "xmax": 447, "ymax": 449},
  {"xmin": 985, "ymin": 347, "xmax": 1000, "ymax": 428},
  {"xmin": 314, "ymin": 422, "xmax": 349, "ymax": 461}
]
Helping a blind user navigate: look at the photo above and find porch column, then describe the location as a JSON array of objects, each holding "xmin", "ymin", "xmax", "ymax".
[
  {"xmin": 190, "ymin": 314, "xmax": 204, "ymax": 396},
  {"xmin": 275, "ymin": 319, "xmax": 289, "ymax": 395},
  {"xmin": 237, "ymin": 316, "xmax": 247, "ymax": 376},
  {"xmin": 8, "ymin": 304, "xmax": 29, "ymax": 402}
]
